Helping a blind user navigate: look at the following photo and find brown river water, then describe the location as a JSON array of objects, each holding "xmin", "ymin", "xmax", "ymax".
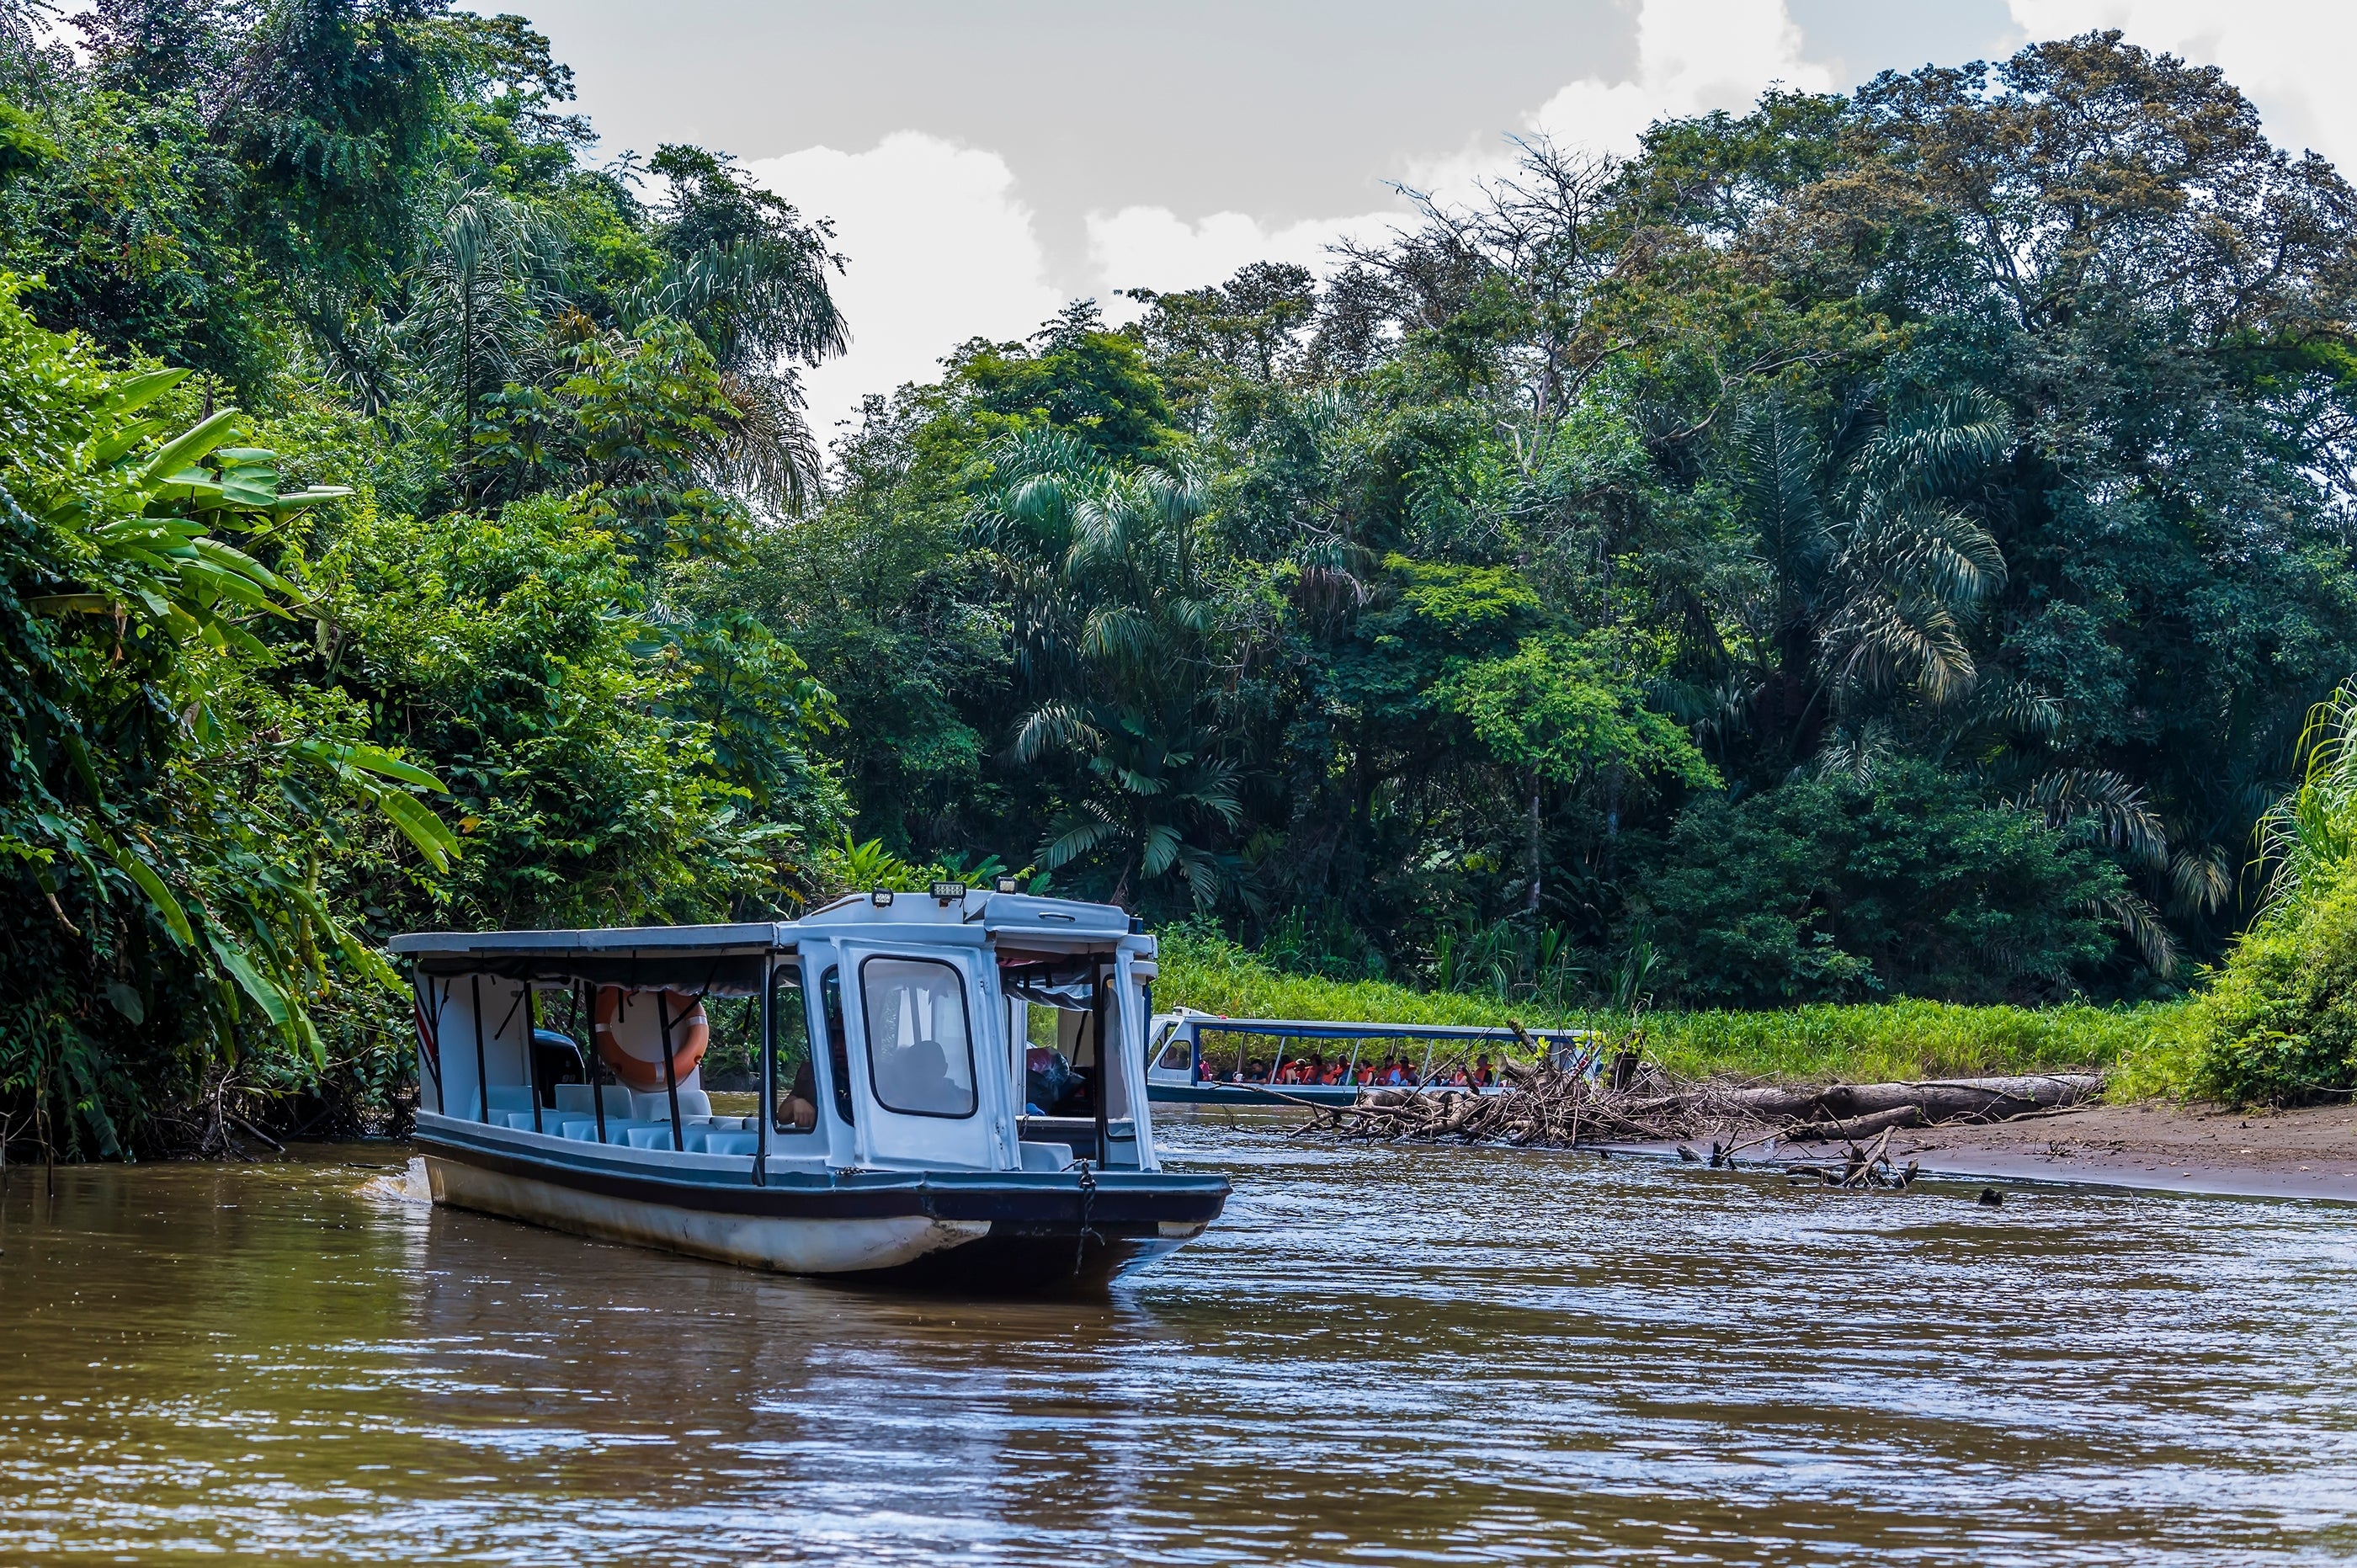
[{"xmin": 2, "ymin": 1110, "xmax": 2354, "ymax": 1565}]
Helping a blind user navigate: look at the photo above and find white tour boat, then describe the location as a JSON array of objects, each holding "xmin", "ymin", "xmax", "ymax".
[{"xmin": 392, "ymin": 885, "xmax": 1229, "ymax": 1289}]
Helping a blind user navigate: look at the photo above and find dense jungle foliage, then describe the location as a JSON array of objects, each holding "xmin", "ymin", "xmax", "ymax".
[{"xmin": 7, "ymin": 3, "xmax": 2357, "ymax": 1151}]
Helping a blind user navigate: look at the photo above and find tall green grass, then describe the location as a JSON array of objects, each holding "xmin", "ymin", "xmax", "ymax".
[{"xmin": 1154, "ymin": 926, "xmax": 2184, "ymax": 1086}]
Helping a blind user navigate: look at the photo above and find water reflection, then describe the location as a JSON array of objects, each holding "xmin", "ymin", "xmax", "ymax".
[{"xmin": 3, "ymin": 1116, "xmax": 2354, "ymax": 1564}]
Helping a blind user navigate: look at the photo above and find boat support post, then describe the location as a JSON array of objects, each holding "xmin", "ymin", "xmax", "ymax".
[
  {"xmin": 525, "ymin": 986, "xmax": 544, "ymax": 1132},
  {"xmin": 657, "ymin": 989, "xmax": 684, "ymax": 1151},
  {"xmin": 585, "ymin": 981, "xmax": 607, "ymax": 1145},
  {"xmin": 754, "ymin": 953, "xmax": 772, "ymax": 1186},
  {"xmin": 1092, "ymin": 957, "xmax": 1111, "ymax": 1169},
  {"xmin": 470, "ymin": 973, "xmax": 490, "ymax": 1124},
  {"xmin": 410, "ymin": 971, "xmax": 443, "ymax": 1109}
]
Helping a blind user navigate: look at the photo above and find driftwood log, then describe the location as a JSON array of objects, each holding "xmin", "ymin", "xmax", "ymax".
[
  {"xmin": 1296, "ymin": 1056, "xmax": 2105, "ymax": 1155},
  {"xmin": 1719, "ymin": 1074, "xmax": 2105, "ymax": 1128}
]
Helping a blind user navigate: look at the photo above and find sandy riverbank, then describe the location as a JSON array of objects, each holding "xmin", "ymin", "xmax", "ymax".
[{"xmin": 1697, "ymin": 1099, "xmax": 2357, "ymax": 1202}]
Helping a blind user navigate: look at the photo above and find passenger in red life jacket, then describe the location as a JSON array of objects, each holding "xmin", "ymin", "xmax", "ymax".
[{"xmin": 1473, "ymin": 1054, "xmax": 1496, "ymax": 1087}]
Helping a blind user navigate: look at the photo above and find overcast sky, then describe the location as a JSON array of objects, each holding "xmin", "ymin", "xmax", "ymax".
[{"xmin": 508, "ymin": 0, "xmax": 2357, "ymax": 435}]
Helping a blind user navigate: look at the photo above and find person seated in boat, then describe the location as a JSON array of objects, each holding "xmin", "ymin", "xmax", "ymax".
[
  {"xmin": 1473, "ymin": 1054, "xmax": 1495, "ymax": 1087},
  {"xmin": 1383, "ymin": 1059, "xmax": 1408, "ymax": 1086},
  {"xmin": 774, "ymin": 1058, "xmax": 818, "ymax": 1131},
  {"xmin": 1322, "ymin": 1060, "xmax": 1347, "ymax": 1086},
  {"xmin": 1242, "ymin": 1056, "xmax": 1265, "ymax": 1082},
  {"xmin": 1354, "ymin": 1060, "xmax": 1375, "ymax": 1086},
  {"xmin": 1446, "ymin": 1064, "xmax": 1471, "ymax": 1087},
  {"xmin": 1197, "ymin": 1054, "xmax": 1218, "ymax": 1082},
  {"xmin": 879, "ymin": 1035, "xmax": 964, "ymax": 1114},
  {"xmin": 1026, "ymin": 1046, "xmax": 1079, "ymax": 1115}
]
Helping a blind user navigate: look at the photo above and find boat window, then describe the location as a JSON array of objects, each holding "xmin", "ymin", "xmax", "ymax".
[
  {"xmin": 861, "ymin": 956, "xmax": 976, "ymax": 1119},
  {"xmin": 820, "ymin": 966, "xmax": 854, "ymax": 1126},
  {"xmin": 769, "ymin": 967, "xmax": 818, "ymax": 1136},
  {"xmin": 1152, "ymin": 1033, "xmax": 1192, "ymax": 1073}
]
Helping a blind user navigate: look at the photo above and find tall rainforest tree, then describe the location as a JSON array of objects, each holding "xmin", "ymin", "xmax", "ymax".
[{"xmin": 976, "ymin": 432, "xmax": 1238, "ymax": 909}]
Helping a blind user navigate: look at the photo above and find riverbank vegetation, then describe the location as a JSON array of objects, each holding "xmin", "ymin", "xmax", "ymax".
[
  {"xmin": 1157, "ymin": 925, "xmax": 2173, "ymax": 1086},
  {"xmin": 5, "ymin": 7, "xmax": 2356, "ymax": 1153}
]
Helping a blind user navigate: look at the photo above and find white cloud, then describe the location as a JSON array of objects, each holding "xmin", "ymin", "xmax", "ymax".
[
  {"xmin": 1088, "ymin": 1, "xmax": 1838, "ymax": 311},
  {"xmin": 1413, "ymin": 0, "xmax": 1835, "ymax": 198},
  {"xmin": 2004, "ymin": 1, "xmax": 2357, "ymax": 167},
  {"xmin": 747, "ymin": 2, "xmax": 2008, "ymax": 433},
  {"xmin": 744, "ymin": 132, "xmax": 1064, "ymax": 441},
  {"xmin": 1083, "ymin": 206, "xmax": 1408, "ymax": 316}
]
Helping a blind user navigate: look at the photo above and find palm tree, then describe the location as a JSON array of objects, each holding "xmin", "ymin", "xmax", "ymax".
[
  {"xmin": 402, "ymin": 184, "xmax": 562, "ymax": 497},
  {"xmin": 977, "ymin": 433, "xmax": 1240, "ymax": 908},
  {"xmin": 611, "ymin": 238, "xmax": 847, "ymax": 516},
  {"xmin": 1717, "ymin": 392, "xmax": 2012, "ymax": 759}
]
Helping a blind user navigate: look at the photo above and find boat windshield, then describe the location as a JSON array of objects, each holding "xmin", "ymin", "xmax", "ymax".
[{"xmin": 861, "ymin": 956, "xmax": 976, "ymax": 1119}]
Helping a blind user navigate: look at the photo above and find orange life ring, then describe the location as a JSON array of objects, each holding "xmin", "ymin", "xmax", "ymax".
[{"xmin": 593, "ymin": 986, "xmax": 708, "ymax": 1092}]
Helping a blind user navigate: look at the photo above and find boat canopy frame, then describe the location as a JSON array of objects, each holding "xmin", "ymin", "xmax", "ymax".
[{"xmin": 1152, "ymin": 1012, "xmax": 1595, "ymax": 1088}]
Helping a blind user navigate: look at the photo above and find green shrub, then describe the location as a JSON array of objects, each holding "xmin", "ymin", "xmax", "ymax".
[
  {"xmin": 1632, "ymin": 761, "xmax": 2127, "ymax": 1006},
  {"xmin": 2181, "ymin": 863, "xmax": 2357, "ymax": 1103}
]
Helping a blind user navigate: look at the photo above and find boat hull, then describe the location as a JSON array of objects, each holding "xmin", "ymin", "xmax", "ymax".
[{"xmin": 414, "ymin": 1118, "xmax": 1227, "ymax": 1293}]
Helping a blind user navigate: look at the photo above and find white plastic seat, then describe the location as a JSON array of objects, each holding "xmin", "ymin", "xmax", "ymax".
[
  {"xmin": 484, "ymin": 1086, "xmax": 535, "ymax": 1117},
  {"xmin": 704, "ymin": 1131, "xmax": 760, "ymax": 1156},
  {"xmin": 1019, "ymin": 1142, "xmax": 1074, "ymax": 1172},
  {"xmin": 626, "ymin": 1087, "xmax": 716, "ymax": 1122},
  {"xmin": 553, "ymin": 1083, "xmax": 597, "ymax": 1116},
  {"xmin": 503, "ymin": 1112, "xmax": 541, "ymax": 1131},
  {"xmin": 624, "ymin": 1125, "xmax": 683, "ymax": 1150},
  {"xmin": 558, "ymin": 1119, "xmax": 601, "ymax": 1141}
]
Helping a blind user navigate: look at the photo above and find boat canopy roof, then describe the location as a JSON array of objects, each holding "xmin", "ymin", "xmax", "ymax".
[
  {"xmin": 392, "ymin": 891, "xmax": 1149, "ymax": 992},
  {"xmin": 1163, "ymin": 1012, "xmax": 1592, "ymax": 1045},
  {"xmin": 391, "ymin": 922, "xmax": 787, "ymax": 992}
]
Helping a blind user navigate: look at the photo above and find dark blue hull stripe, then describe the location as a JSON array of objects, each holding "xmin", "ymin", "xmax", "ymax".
[{"xmin": 415, "ymin": 1125, "xmax": 1230, "ymax": 1228}]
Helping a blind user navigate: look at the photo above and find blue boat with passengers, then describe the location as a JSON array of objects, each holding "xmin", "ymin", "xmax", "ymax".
[
  {"xmin": 1145, "ymin": 1009, "xmax": 1594, "ymax": 1105},
  {"xmin": 393, "ymin": 883, "xmax": 1229, "ymax": 1289}
]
